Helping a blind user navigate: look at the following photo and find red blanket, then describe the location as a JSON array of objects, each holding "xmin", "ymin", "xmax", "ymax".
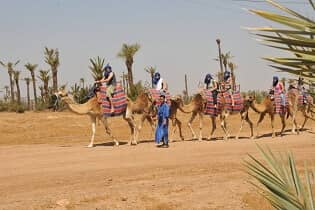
[{"xmin": 100, "ymin": 85, "xmax": 127, "ymax": 117}]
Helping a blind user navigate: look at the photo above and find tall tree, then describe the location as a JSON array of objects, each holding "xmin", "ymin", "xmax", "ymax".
[
  {"xmin": 24, "ymin": 78, "xmax": 31, "ymax": 110},
  {"xmin": 144, "ymin": 66, "xmax": 156, "ymax": 88},
  {"xmin": 215, "ymin": 39, "xmax": 224, "ymax": 82},
  {"xmin": 25, "ymin": 63, "xmax": 38, "ymax": 107},
  {"xmin": 228, "ymin": 62, "xmax": 237, "ymax": 91},
  {"xmin": 117, "ymin": 43, "xmax": 140, "ymax": 88},
  {"xmin": 3, "ymin": 85, "xmax": 9, "ymax": 101},
  {"xmin": 13, "ymin": 71, "xmax": 21, "ymax": 104},
  {"xmin": 89, "ymin": 56, "xmax": 105, "ymax": 81},
  {"xmin": 37, "ymin": 70, "xmax": 50, "ymax": 102},
  {"xmin": 44, "ymin": 47, "xmax": 60, "ymax": 92},
  {"xmin": 221, "ymin": 52, "xmax": 234, "ymax": 72},
  {"xmin": 0, "ymin": 60, "xmax": 20, "ymax": 102}
]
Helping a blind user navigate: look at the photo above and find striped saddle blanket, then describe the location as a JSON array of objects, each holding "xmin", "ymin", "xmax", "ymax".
[
  {"xmin": 273, "ymin": 92, "xmax": 288, "ymax": 115},
  {"xmin": 148, "ymin": 89, "xmax": 171, "ymax": 106},
  {"xmin": 204, "ymin": 90, "xmax": 243, "ymax": 116},
  {"xmin": 100, "ymin": 85, "xmax": 127, "ymax": 117}
]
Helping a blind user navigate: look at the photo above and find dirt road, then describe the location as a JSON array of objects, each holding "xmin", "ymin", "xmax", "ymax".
[{"xmin": 0, "ymin": 111, "xmax": 314, "ymax": 210}]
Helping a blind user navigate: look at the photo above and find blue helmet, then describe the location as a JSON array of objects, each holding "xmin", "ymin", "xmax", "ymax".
[
  {"xmin": 204, "ymin": 74, "xmax": 213, "ymax": 84},
  {"xmin": 273, "ymin": 76, "xmax": 279, "ymax": 86},
  {"xmin": 153, "ymin": 72, "xmax": 161, "ymax": 85},
  {"xmin": 224, "ymin": 71, "xmax": 230, "ymax": 81}
]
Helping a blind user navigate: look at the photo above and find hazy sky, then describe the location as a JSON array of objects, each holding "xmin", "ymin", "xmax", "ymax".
[{"xmin": 0, "ymin": 0, "xmax": 313, "ymax": 97}]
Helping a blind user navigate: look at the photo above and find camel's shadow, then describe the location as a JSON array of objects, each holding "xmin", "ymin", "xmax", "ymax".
[{"xmin": 94, "ymin": 141, "xmax": 128, "ymax": 147}]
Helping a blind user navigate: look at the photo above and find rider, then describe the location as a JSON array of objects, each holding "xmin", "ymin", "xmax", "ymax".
[
  {"xmin": 223, "ymin": 71, "xmax": 235, "ymax": 106},
  {"xmin": 272, "ymin": 76, "xmax": 285, "ymax": 106},
  {"xmin": 96, "ymin": 64, "xmax": 117, "ymax": 113},
  {"xmin": 153, "ymin": 72, "xmax": 168, "ymax": 93},
  {"xmin": 298, "ymin": 77, "xmax": 307, "ymax": 104},
  {"xmin": 204, "ymin": 73, "xmax": 218, "ymax": 108}
]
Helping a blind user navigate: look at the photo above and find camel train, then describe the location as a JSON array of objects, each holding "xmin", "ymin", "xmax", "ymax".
[{"xmin": 57, "ymin": 78, "xmax": 315, "ymax": 148}]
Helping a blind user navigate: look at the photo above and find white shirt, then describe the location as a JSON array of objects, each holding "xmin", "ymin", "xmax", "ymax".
[{"xmin": 156, "ymin": 78, "xmax": 164, "ymax": 90}]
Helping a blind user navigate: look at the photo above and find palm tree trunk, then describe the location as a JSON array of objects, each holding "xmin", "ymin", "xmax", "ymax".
[
  {"xmin": 15, "ymin": 78, "xmax": 21, "ymax": 105},
  {"xmin": 52, "ymin": 68, "xmax": 58, "ymax": 92},
  {"xmin": 44, "ymin": 82, "xmax": 49, "ymax": 102},
  {"xmin": 26, "ymin": 83, "xmax": 30, "ymax": 110},
  {"xmin": 8, "ymin": 72, "xmax": 15, "ymax": 102},
  {"xmin": 31, "ymin": 73, "xmax": 37, "ymax": 107},
  {"xmin": 216, "ymin": 39, "xmax": 224, "ymax": 82},
  {"xmin": 126, "ymin": 61, "xmax": 134, "ymax": 88}
]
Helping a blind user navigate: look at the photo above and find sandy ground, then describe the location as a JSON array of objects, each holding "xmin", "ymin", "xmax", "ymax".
[{"xmin": 0, "ymin": 110, "xmax": 315, "ymax": 210}]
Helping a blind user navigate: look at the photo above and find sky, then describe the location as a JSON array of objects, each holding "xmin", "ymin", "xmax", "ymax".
[{"xmin": 0, "ymin": 0, "xmax": 314, "ymax": 98}]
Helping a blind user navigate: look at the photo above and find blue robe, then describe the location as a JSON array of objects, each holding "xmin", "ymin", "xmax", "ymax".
[{"xmin": 155, "ymin": 103, "xmax": 170, "ymax": 144}]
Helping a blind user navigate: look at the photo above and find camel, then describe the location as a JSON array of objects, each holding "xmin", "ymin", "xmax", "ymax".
[
  {"xmin": 251, "ymin": 89, "xmax": 315, "ymax": 138},
  {"xmin": 186, "ymin": 91, "xmax": 255, "ymax": 141},
  {"xmin": 287, "ymin": 88, "xmax": 315, "ymax": 133},
  {"xmin": 57, "ymin": 90, "xmax": 156, "ymax": 147},
  {"xmin": 135, "ymin": 95, "xmax": 191, "ymax": 142}
]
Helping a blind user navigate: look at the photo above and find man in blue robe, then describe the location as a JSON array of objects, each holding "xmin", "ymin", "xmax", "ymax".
[{"xmin": 155, "ymin": 94, "xmax": 170, "ymax": 148}]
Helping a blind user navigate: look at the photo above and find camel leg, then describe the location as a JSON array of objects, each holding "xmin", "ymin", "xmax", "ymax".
[
  {"xmin": 170, "ymin": 118, "xmax": 177, "ymax": 142},
  {"xmin": 270, "ymin": 114, "xmax": 276, "ymax": 138},
  {"xmin": 256, "ymin": 112, "xmax": 266, "ymax": 138},
  {"xmin": 301, "ymin": 109, "xmax": 309, "ymax": 131},
  {"xmin": 176, "ymin": 118, "xmax": 184, "ymax": 141},
  {"xmin": 188, "ymin": 112, "xmax": 198, "ymax": 140},
  {"xmin": 87, "ymin": 115, "xmax": 97, "ymax": 148},
  {"xmin": 123, "ymin": 114, "xmax": 137, "ymax": 145},
  {"xmin": 220, "ymin": 113, "xmax": 229, "ymax": 141},
  {"xmin": 235, "ymin": 112, "xmax": 246, "ymax": 140},
  {"xmin": 198, "ymin": 113, "xmax": 203, "ymax": 141},
  {"xmin": 208, "ymin": 116, "xmax": 216, "ymax": 140},
  {"xmin": 279, "ymin": 114, "xmax": 286, "ymax": 137},
  {"xmin": 136, "ymin": 114, "xmax": 149, "ymax": 142},
  {"xmin": 245, "ymin": 113, "xmax": 254, "ymax": 139},
  {"xmin": 101, "ymin": 116, "xmax": 119, "ymax": 146}
]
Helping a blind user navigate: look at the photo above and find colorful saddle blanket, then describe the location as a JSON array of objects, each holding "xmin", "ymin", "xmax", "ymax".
[
  {"xmin": 204, "ymin": 90, "xmax": 243, "ymax": 116},
  {"xmin": 148, "ymin": 89, "xmax": 171, "ymax": 106},
  {"xmin": 100, "ymin": 85, "xmax": 127, "ymax": 117}
]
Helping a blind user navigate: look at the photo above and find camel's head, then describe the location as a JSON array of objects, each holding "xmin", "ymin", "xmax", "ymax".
[
  {"xmin": 56, "ymin": 89, "xmax": 69, "ymax": 98},
  {"xmin": 170, "ymin": 95, "xmax": 184, "ymax": 107}
]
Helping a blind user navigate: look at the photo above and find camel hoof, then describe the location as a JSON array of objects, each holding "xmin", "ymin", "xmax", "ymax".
[
  {"xmin": 192, "ymin": 136, "xmax": 198, "ymax": 140},
  {"xmin": 198, "ymin": 138, "xmax": 202, "ymax": 142},
  {"xmin": 235, "ymin": 136, "xmax": 239, "ymax": 140},
  {"xmin": 250, "ymin": 136, "xmax": 255, "ymax": 140},
  {"xmin": 133, "ymin": 141, "xmax": 138, "ymax": 145},
  {"xmin": 180, "ymin": 137, "xmax": 185, "ymax": 141},
  {"xmin": 114, "ymin": 141, "xmax": 119, "ymax": 146},
  {"xmin": 87, "ymin": 144, "xmax": 94, "ymax": 148}
]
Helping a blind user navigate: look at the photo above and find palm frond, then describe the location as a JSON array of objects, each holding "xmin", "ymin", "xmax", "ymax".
[{"xmin": 245, "ymin": 145, "xmax": 315, "ymax": 210}]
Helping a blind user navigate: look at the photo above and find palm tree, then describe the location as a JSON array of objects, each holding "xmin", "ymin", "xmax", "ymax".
[
  {"xmin": 24, "ymin": 78, "xmax": 31, "ymax": 110},
  {"xmin": 44, "ymin": 47, "xmax": 60, "ymax": 92},
  {"xmin": 215, "ymin": 39, "xmax": 224, "ymax": 82},
  {"xmin": 228, "ymin": 62, "xmax": 237, "ymax": 91},
  {"xmin": 25, "ymin": 63, "xmax": 38, "ymax": 107},
  {"xmin": 0, "ymin": 60, "xmax": 20, "ymax": 102},
  {"xmin": 221, "ymin": 52, "xmax": 234, "ymax": 72},
  {"xmin": 144, "ymin": 66, "xmax": 156, "ymax": 88},
  {"xmin": 13, "ymin": 71, "xmax": 21, "ymax": 104},
  {"xmin": 89, "ymin": 56, "xmax": 105, "ymax": 80},
  {"xmin": 37, "ymin": 70, "xmax": 50, "ymax": 102},
  {"xmin": 248, "ymin": 0, "xmax": 315, "ymax": 84},
  {"xmin": 245, "ymin": 145, "xmax": 315, "ymax": 210},
  {"xmin": 117, "ymin": 43, "xmax": 141, "ymax": 88}
]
